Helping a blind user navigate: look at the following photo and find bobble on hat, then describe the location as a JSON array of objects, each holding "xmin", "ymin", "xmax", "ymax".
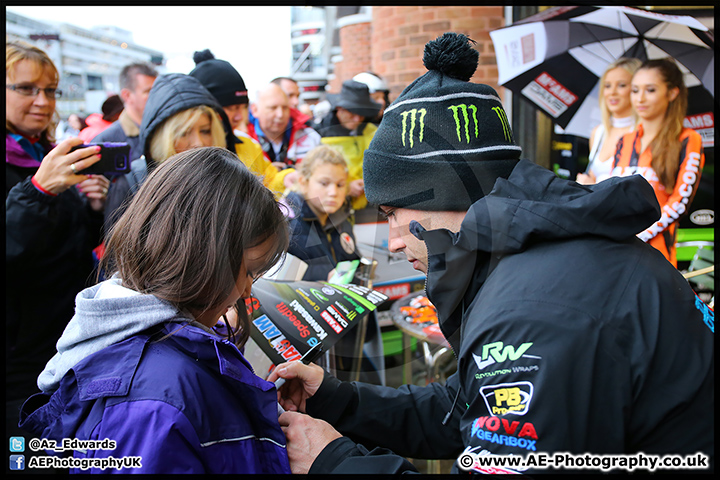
[
  {"xmin": 422, "ymin": 32, "xmax": 479, "ymax": 82},
  {"xmin": 363, "ymin": 32, "xmax": 522, "ymax": 211},
  {"xmin": 193, "ymin": 49, "xmax": 215, "ymax": 65}
]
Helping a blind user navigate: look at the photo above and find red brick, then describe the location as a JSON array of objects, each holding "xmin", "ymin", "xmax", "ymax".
[
  {"xmin": 409, "ymin": 34, "xmax": 433, "ymax": 45},
  {"xmin": 399, "ymin": 24, "xmax": 419, "ymax": 36},
  {"xmin": 376, "ymin": 7, "xmax": 395, "ymax": 19},
  {"xmin": 399, "ymin": 46, "xmax": 421, "ymax": 59},
  {"xmin": 437, "ymin": 7, "xmax": 471, "ymax": 20},
  {"xmin": 399, "ymin": 72, "xmax": 418, "ymax": 83},
  {"xmin": 421, "ymin": 21, "xmax": 451, "ymax": 33}
]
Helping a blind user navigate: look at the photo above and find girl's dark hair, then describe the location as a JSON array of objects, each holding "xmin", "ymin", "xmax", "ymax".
[
  {"xmin": 637, "ymin": 58, "xmax": 688, "ymax": 190},
  {"xmin": 100, "ymin": 146, "xmax": 289, "ymax": 348}
]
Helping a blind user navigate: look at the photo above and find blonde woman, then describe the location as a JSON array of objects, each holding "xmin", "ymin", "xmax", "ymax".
[
  {"xmin": 104, "ymin": 73, "xmax": 229, "ymax": 233},
  {"xmin": 577, "ymin": 57, "xmax": 641, "ymax": 184}
]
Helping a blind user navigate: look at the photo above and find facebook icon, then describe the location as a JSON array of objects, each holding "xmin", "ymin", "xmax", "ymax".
[{"xmin": 10, "ymin": 454, "xmax": 25, "ymax": 470}]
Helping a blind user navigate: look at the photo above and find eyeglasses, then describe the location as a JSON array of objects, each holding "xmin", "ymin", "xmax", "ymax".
[{"xmin": 6, "ymin": 84, "xmax": 62, "ymax": 98}]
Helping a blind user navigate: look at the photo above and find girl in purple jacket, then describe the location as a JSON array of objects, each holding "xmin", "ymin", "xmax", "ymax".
[{"xmin": 19, "ymin": 147, "xmax": 292, "ymax": 473}]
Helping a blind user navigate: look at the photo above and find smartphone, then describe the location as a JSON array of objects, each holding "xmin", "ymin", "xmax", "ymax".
[{"xmin": 69, "ymin": 142, "xmax": 132, "ymax": 176}]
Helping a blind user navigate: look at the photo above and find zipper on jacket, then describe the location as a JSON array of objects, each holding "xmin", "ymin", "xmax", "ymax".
[{"xmin": 443, "ymin": 388, "xmax": 461, "ymax": 426}]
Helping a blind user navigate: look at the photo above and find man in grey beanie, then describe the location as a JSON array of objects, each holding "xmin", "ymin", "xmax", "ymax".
[{"xmin": 270, "ymin": 33, "xmax": 714, "ymax": 475}]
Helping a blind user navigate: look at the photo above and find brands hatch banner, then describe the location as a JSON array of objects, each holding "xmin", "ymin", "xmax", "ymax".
[{"xmin": 247, "ymin": 278, "xmax": 389, "ymax": 365}]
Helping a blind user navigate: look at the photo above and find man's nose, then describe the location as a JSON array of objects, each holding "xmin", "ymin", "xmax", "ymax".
[{"xmin": 387, "ymin": 224, "xmax": 405, "ymax": 253}]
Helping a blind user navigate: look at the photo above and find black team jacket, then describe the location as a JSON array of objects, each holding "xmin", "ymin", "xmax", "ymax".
[{"xmin": 302, "ymin": 160, "xmax": 714, "ymax": 474}]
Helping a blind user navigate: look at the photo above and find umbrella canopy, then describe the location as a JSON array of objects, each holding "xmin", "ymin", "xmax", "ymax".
[{"xmin": 490, "ymin": 5, "xmax": 714, "ymax": 147}]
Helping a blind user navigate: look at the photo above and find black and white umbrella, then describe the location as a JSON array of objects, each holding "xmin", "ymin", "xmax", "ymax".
[{"xmin": 490, "ymin": 5, "xmax": 714, "ymax": 147}]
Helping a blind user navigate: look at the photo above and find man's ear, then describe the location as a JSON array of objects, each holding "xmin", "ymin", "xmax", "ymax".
[{"xmin": 119, "ymin": 88, "xmax": 131, "ymax": 104}]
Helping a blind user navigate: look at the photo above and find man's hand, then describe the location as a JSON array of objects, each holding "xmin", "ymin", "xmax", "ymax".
[
  {"xmin": 267, "ymin": 361, "xmax": 324, "ymax": 413},
  {"xmin": 279, "ymin": 411, "xmax": 342, "ymax": 474}
]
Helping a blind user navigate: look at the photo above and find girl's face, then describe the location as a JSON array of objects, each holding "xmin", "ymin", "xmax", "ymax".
[
  {"xmin": 6, "ymin": 60, "xmax": 57, "ymax": 138},
  {"xmin": 173, "ymin": 113, "xmax": 215, "ymax": 153},
  {"xmin": 195, "ymin": 234, "xmax": 278, "ymax": 328},
  {"xmin": 68, "ymin": 114, "xmax": 83, "ymax": 131},
  {"xmin": 631, "ymin": 68, "xmax": 679, "ymax": 123},
  {"xmin": 603, "ymin": 67, "xmax": 634, "ymax": 117},
  {"xmin": 301, "ymin": 163, "xmax": 348, "ymax": 217}
]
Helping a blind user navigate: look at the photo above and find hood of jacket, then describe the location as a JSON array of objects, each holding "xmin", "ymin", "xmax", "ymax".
[
  {"xmin": 138, "ymin": 73, "xmax": 232, "ymax": 166},
  {"xmin": 37, "ymin": 277, "xmax": 198, "ymax": 393},
  {"xmin": 412, "ymin": 159, "xmax": 661, "ymax": 350}
]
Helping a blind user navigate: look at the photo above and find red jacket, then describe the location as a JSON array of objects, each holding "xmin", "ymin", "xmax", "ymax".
[
  {"xmin": 78, "ymin": 113, "xmax": 113, "ymax": 143},
  {"xmin": 247, "ymin": 108, "xmax": 321, "ymax": 167}
]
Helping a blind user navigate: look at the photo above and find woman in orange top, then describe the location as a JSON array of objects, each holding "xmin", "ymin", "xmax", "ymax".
[{"xmin": 610, "ymin": 58, "xmax": 704, "ymax": 267}]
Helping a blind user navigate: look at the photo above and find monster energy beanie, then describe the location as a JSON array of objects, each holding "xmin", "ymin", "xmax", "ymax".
[{"xmin": 363, "ymin": 32, "xmax": 522, "ymax": 211}]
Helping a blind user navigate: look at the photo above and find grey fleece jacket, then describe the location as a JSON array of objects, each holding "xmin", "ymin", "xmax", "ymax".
[{"xmin": 37, "ymin": 277, "xmax": 209, "ymax": 393}]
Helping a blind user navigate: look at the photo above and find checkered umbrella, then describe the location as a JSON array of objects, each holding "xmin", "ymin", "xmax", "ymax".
[{"xmin": 490, "ymin": 5, "xmax": 714, "ymax": 147}]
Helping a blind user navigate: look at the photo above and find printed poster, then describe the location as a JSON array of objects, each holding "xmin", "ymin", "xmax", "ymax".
[{"xmin": 248, "ymin": 278, "xmax": 389, "ymax": 365}]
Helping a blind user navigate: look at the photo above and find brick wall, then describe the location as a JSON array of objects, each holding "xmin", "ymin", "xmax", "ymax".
[
  {"xmin": 329, "ymin": 19, "xmax": 372, "ymax": 93},
  {"xmin": 332, "ymin": 6, "xmax": 506, "ymax": 102}
]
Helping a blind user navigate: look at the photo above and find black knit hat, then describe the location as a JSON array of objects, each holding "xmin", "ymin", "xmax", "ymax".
[
  {"xmin": 363, "ymin": 32, "xmax": 522, "ymax": 211},
  {"xmin": 189, "ymin": 49, "xmax": 248, "ymax": 106},
  {"xmin": 328, "ymin": 80, "xmax": 381, "ymax": 118}
]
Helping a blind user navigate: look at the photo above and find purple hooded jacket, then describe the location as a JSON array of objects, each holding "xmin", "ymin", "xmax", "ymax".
[{"xmin": 19, "ymin": 278, "xmax": 291, "ymax": 474}]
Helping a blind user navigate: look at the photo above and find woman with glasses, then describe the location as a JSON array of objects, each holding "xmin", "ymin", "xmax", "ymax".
[{"xmin": 6, "ymin": 41, "xmax": 110, "ymax": 445}]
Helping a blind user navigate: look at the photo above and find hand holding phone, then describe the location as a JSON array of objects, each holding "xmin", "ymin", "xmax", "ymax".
[{"xmin": 69, "ymin": 142, "xmax": 131, "ymax": 176}]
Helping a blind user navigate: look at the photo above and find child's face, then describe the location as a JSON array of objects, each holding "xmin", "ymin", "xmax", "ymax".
[{"xmin": 301, "ymin": 163, "xmax": 348, "ymax": 216}]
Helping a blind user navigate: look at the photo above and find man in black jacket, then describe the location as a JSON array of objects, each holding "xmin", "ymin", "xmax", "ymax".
[{"xmin": 270, "ymin": 33, "xmax": 714, "ymax": 475}]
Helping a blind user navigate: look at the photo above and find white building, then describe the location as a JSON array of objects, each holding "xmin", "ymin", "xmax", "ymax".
[
  {"xmin": 289, "ymin": 6, "xmax": 372, "ymax": 106},
  {"xmin": 6, "ymin": 10, "xmax": 165, "ymax": 116}
]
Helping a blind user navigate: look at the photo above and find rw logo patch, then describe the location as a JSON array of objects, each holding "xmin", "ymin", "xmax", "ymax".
[{"xmin": 473, "ymin": 341, "xmax": 539, "ymax": 371}]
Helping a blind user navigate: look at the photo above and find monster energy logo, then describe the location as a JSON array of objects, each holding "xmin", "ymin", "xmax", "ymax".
[
  {"xmin": 448, "ymin": 104, "xmax": 479, "ymax": 143},
  {"xmin": 492, "ymin": 106, "xmax": 512, "ymax": 142},
  {"xmin": 447, "ymin": 104, "xmax": 513, "ymax": 144},
  {"xmin": 400, "ymin": 108, "xmax": 426, "ymax": 147}
]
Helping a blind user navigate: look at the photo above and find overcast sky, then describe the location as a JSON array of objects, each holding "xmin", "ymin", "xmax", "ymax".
[{"xmin": 6, "ymin": 5, "xmax": 293, "ymax": 97}]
